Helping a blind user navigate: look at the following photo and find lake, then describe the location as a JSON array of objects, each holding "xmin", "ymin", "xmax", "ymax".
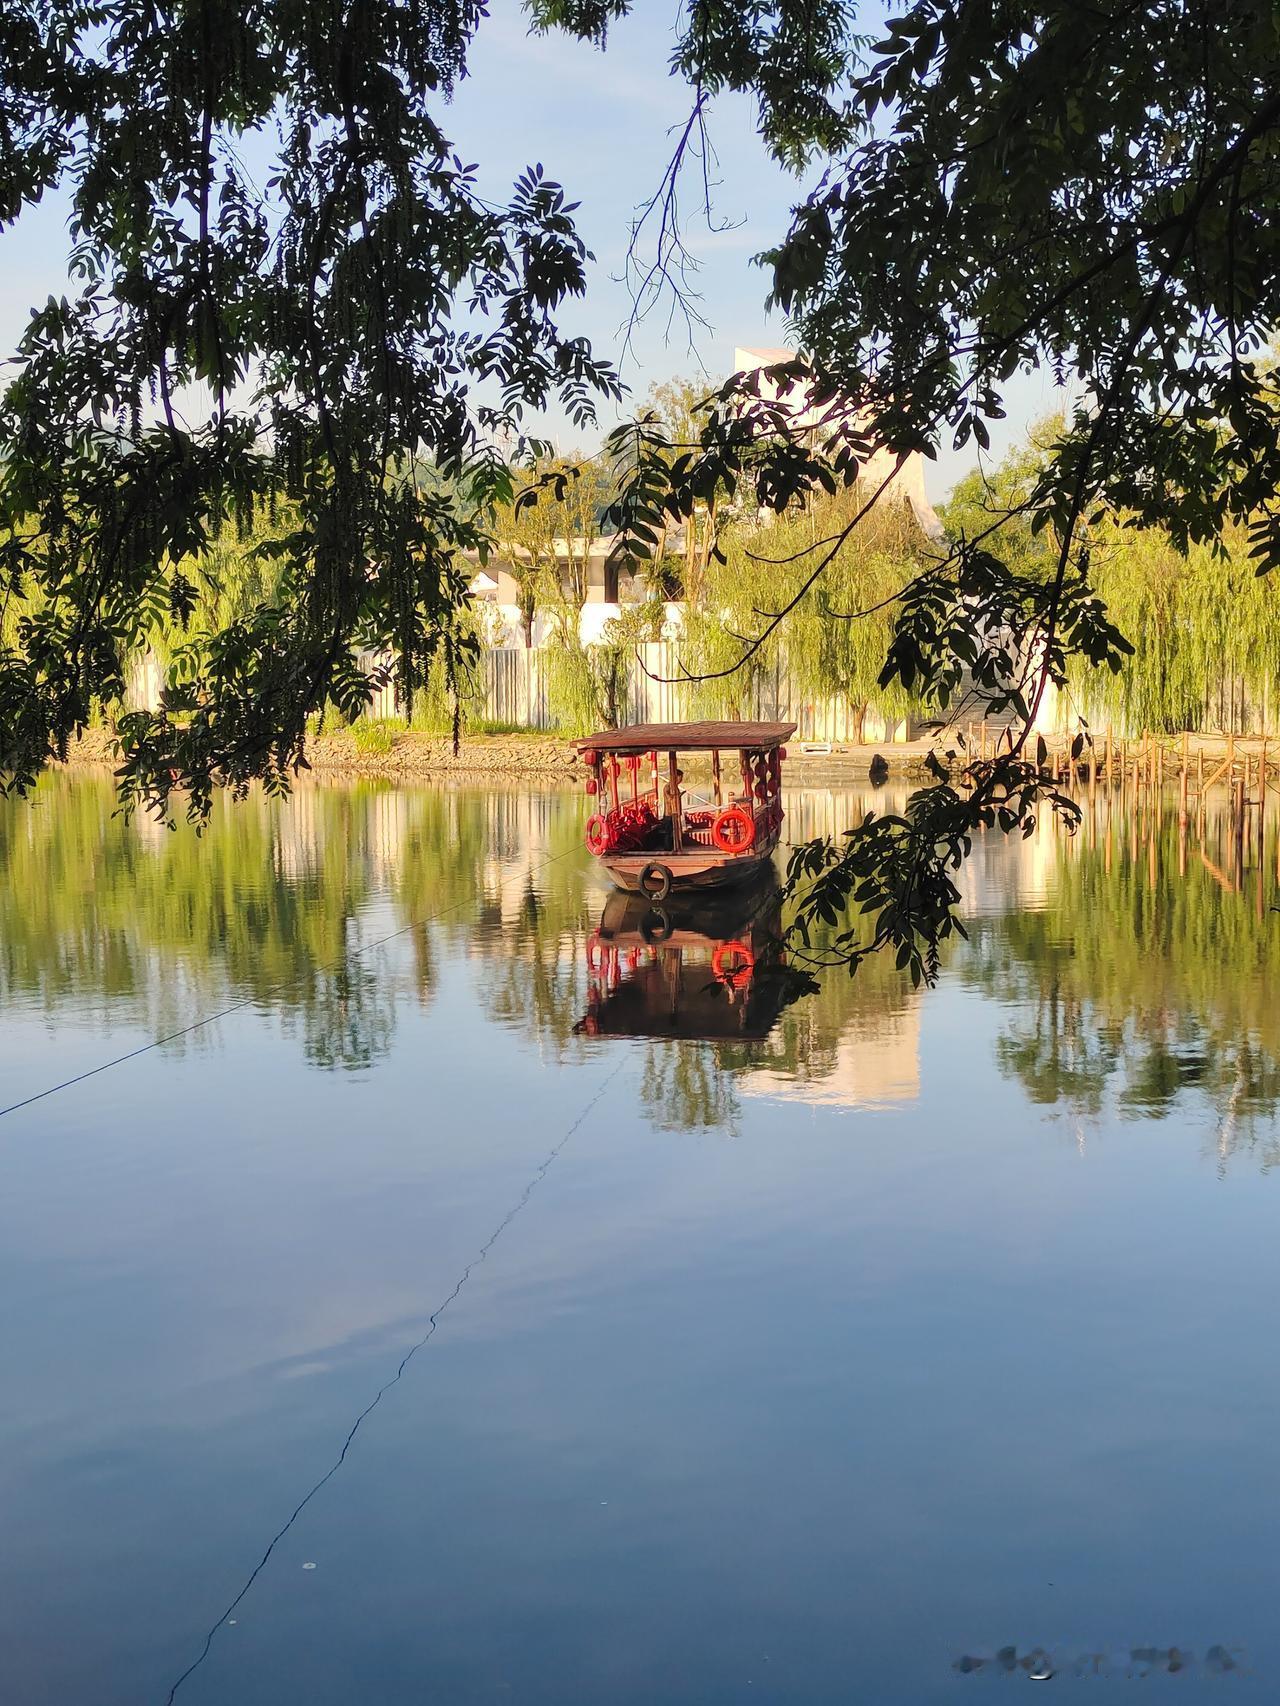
[{"xmin": 0, "ymin": 771, "xmax": 1276, "ymax": 1702}]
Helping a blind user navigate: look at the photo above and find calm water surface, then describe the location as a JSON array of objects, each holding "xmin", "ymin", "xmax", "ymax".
[{"xmin": 0, "ymin": 773, "xmax": 1277, "ymax": 1702}]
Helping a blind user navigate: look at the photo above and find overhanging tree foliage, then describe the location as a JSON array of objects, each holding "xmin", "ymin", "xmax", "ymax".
[
  {"xmin": 4, "ymin": 1, "xmax": 1280, "ymax": 977},
  {"xmin": 0, "ymin": 0, "xmax": 619, "ymax": 818},
  {"xmin": 574, "ymin": 0, "xmax": 1280, "ymax": 979}
]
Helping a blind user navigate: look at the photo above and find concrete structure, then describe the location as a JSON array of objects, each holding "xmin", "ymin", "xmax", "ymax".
[{"xmin": 733, "ymin": 347, "xmax": 943, "ymax": 540}]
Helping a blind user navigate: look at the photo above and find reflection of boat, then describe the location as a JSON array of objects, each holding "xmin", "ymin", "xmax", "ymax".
[
  {"xmin": 573, "ymin": 721, "xmax": 795, "ymax": 896},
  {"xmin": 575, "ymin": 872, "xmax": 804, "ymax": 1042}
]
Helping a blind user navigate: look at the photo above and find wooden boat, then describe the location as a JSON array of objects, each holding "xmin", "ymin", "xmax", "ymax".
[
  {"xmin": 573, "ymin": 720, "xmax": 796, "ymax": 897},
  {"xmin": 575, "ymin": 873, "xmax": 798, "ymax": 1041}
]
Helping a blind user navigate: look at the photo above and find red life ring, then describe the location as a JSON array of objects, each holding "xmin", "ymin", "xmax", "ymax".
[
  {"xmin": 712, "ymin": 939, "xmax": 755, "ymax": 989},
  {"xmin": 585, "ymin": 814, "xmax": 610, "ymax": 856},
  {"xmin": 712, "ymin": 805, "xmax": 755, "ymax": 854}
]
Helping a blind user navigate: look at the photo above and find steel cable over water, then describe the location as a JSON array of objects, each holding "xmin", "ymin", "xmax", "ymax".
[
  {"xmin": 0, "ymin": 844, "xmax": 583, "ymax": 1122},
  {"xmin": 161, "ymin": 1053, "xmax": 626, "ymax": 1704}
]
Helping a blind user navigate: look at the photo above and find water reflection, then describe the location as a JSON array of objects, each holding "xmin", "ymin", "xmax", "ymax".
[
  {"xmin": 4, "ymin": 772, "xmax": 1280, "ymax": 1152},
  {"xmin": 3, "ymin": 774, "xmax": 1280, "ymax": 1705},
  {"xmin": 962, "ymin": 788, "xmax": 1280, "ymax": 1164},
  {"xmin": 576, "ymin": 876, "xmax": 810, "ymax": 1042}
]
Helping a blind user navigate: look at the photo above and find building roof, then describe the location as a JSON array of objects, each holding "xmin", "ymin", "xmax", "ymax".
[
  {"xmin": 573, "ymin": 720, "xmax": 796, "ymax": 753},
  {"xmin": 735, "ymin": 345, "xmax": 798, "ymax": 367}
]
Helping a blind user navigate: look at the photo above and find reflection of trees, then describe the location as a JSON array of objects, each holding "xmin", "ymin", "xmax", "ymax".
[
  {"xmin": 31, "ymin": 776, "xmax": 1275, "ymax": 1153},
  {"xmin": 964, "ymin": 799, "xmax": 1280, "ymax": 1163},
  {"xmin": 638, "ymin": 1043, "xmax": 742, "ymax": 1134},
  {"xmin": 1, "ymin": 774, "xmax": 422, "ymax": 1071},
  {"xmin": 301, "ymin": 964, "xmax": 399, "ymax": 1070}
]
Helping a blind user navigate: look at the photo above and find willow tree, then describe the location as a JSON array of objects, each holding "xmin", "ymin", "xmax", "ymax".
[
  {"xmin": 947, "ymin": 434, "xmax": 1280, "ymax": 736},
  {"xmin": 679, "ymin": 487, "xmax": 928, "ymax": 732}
]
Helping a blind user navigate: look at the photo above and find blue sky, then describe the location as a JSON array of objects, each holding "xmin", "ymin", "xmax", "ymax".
[{"xmin": 0, "ymin": 0, "xmax": 1066, "ymax": 502}]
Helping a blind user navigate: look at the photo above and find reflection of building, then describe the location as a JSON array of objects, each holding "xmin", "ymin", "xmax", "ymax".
[
  {"xmin": 741, "ymin": 1003, "xmax": 922, "ymax": 1110},
  {"xmin": 958, "ymin": 807, "xmax": 1058, "ymax": 917}
]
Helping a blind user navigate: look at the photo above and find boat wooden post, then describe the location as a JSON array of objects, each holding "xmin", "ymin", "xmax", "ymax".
[
  {"xmin": 667, "ymin": 751, "xmax": 683, "ymax": 852},
  {"xmin": 711, "ymin": 749, "xmax": 722, "ymax": 807}
]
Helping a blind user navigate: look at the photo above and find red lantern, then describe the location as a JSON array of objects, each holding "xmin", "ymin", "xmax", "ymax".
[{"xmin": 585, "ymin": 777, "xmax": 598, "ymax": 795}]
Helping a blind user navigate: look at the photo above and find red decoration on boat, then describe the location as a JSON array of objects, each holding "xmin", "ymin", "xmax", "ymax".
[{"xmin": 572, "ymin": 721, "xmax": 792, "ymax": 895}]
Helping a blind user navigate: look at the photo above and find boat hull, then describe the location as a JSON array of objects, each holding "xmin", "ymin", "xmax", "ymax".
[{"xmin": 598, "ymin": 832, "xmax": 781, "ymax": 895}]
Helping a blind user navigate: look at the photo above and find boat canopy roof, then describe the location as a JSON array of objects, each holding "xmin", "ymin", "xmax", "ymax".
[{"xmin": 574, "ymin": 720, "xmax": 796, "ymax": 754}]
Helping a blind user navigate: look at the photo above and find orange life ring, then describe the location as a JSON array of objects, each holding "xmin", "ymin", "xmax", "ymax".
[
  {"xmin": 712, "ymin": 939, "xmax": 755, "ymax": 989},
  {"xmin": 712, "ymin": 805, "xmax": 755, "ymax": 854},
  {"xmin": 585, "ymin": 814, "xmax": 609, "ymax": 856}
]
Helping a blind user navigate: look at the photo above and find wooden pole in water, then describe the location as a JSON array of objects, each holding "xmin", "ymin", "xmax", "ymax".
[
  {"xmin": 1105, "ymin": 727, "xmax": 1113, "ymax": 783},
  {"xmin": 1179, "ymin": 749, "xmax": 1189, "ymax": 825},
  {"xmin": 1234, "ymin": 775, "xmax": 1246, "ymax": 873}
]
